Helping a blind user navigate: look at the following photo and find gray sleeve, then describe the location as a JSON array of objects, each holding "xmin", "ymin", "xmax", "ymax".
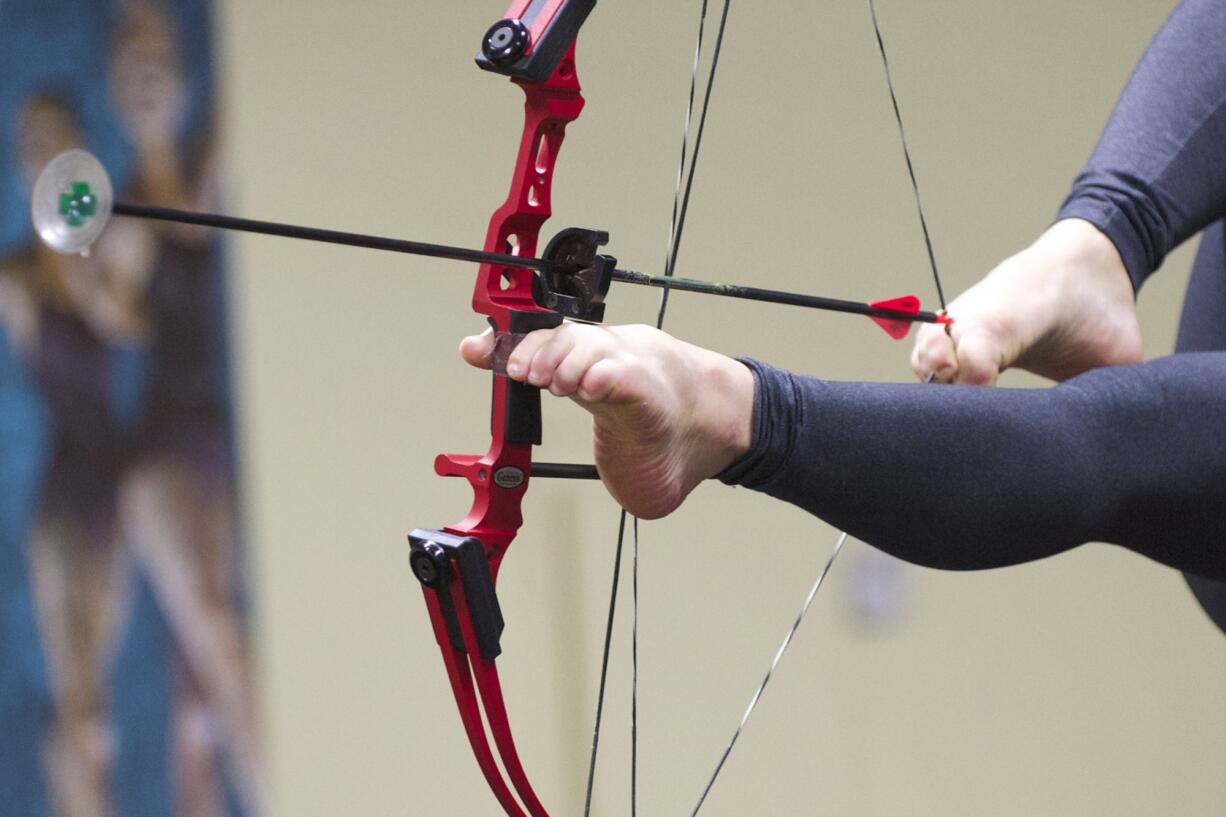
[
  {"xmin": 718, "ymin": 355, "xmax": 1226, "ymax": 582},
  {"xmin": 1056, "ymin": 0, "xmax": 1226, "ymax": 289}
]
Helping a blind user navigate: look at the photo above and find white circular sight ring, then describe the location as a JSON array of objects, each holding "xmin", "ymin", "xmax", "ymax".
[{"xmin": 31, "ymin": 148, "xmax": 114, "ymax": 256}]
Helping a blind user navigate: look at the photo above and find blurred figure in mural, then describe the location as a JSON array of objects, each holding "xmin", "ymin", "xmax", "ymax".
[
  {"xmin": 0, "ymin": 88, "xmax": 88, "ymax": 817},
  {"xmin": 4, "ymin": 86, "xmax": 156, "ymax": 817},
  {"xmin": 0, "ymin": 2, "xmax": 256, "ymax": 816},
  {"xmin": 108, "ymin": 3, "xmax": 258, "ymax": 815}
]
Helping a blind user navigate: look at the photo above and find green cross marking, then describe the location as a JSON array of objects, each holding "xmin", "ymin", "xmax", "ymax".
[{"xmin": 58, "ymin": 181, "xmax": 97, "ymax": 228}]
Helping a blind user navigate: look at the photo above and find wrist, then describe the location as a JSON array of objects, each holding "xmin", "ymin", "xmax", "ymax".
[
  {"xmin": 691, "ymin": 345, "xmax": 754, "ymax": 473},
  {"xmin": 1040, "ymin": 218, "xmax": 1130, "ymax": 288}
]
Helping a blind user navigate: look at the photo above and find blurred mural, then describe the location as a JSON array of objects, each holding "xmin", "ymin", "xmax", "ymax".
[{"xmin": 0, "ymin": 2, "xmax": 257, "ymax": 815}]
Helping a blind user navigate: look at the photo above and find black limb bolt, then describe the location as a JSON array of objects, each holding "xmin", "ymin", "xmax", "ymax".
[
  {"xmin": 475, "ymin": 0, "xmax": 596, "ymax": 82},
  {"xmin": 408, "ymin": 529, "xmax": 505, "ymax": 660},
  {"xmin": 481, "ymin": 19, "xmax": 530, "ymax": 65},
  {"xmin": 408, "ymin": 539, "xmax": 452, "ymax": 589}
]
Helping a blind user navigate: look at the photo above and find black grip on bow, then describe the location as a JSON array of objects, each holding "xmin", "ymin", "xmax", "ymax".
[
  {"xmin": 501, "ymin": 310, "xmax": 564, "ymax": 446},
  {"xmin": 409, "ymin": 528, "xmax": 506, "ymax": 660}
]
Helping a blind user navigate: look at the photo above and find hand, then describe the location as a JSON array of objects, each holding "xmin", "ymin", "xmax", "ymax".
[
  {"xmin": 911, "ymin": 218, "xmax": 1142, "ymax": 385},
  {"xmin": 460, "ymin": 323, "xmax": 755, "ymax": 519}
]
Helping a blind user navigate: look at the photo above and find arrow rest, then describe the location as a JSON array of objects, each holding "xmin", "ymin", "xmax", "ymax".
[{"xmin": 532, "ymin": 227, "xmax": 614, "ymax": 321}]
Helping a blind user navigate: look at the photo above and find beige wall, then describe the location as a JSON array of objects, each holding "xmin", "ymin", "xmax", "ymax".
[{"xmin": 216, "ymin": 1, "xmax": 1226, "ymax": 815}]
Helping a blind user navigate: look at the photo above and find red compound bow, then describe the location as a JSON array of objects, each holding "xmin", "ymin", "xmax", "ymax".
[{"xmin": 406, "ymin": 4, "xmax": 598, "ymax": 815}]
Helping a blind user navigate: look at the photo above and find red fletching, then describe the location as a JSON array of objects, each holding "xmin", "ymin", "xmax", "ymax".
[{"xmin": 868, "ymin": 294, "xmax": 921, "ymax": 339}]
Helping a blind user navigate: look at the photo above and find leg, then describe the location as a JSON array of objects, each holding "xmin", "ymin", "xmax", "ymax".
[
  {"xmin": 1174, "ymin": 219, "xmax": 1226, "ymax": 635},
  {"xmin": 29, "ymin": 515, "xmax": 123, "ymax": 817},
  {"xmin": 119, "ymin": 458, "xmax": 260, "ymax": 817}
]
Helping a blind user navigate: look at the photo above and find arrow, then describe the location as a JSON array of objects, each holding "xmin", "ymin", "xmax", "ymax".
[
  {"xmin": 33, "ymin": 150, "xmax": 951, "ymax": 338},
  {"xmin": 608, "ymin": 271, "xmax": 948, "ymax": 337}
]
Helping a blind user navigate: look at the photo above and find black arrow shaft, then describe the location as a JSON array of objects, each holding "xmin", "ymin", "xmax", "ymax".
[
  {"xmin": 610, "ymin": 268, "xmax": 943, "ymax": 323},
  {"xmin": 113, "ymin": 200, "xmax": 548, "ymax": 271},
  {"xmin": 111, "ymin": 200, "xmax": 942, "ymax": 325}
]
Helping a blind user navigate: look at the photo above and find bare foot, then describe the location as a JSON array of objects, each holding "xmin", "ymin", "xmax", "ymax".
[
  {"xmin": 912, "ymin": 218, "xmax": 1142, "ymax": 385},
  {"xmin": 460, "ymin": 323, "xmax": 754, "ymax": 519}
]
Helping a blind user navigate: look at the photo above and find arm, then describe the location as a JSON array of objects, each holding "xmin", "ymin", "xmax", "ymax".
[
  {"xmin": 1057, "ymin": 0, "xmax": 1226, "ymax": 289},
  {"xmin": 725, "ymin": 354, "xmax": 1226, "ymax": 581},
  {"xmin": 464, "ymin": 324, "xmax": 1226, "ymax": 581},
  {"xmin": 913, "ymin": 0, "xmax": 1226, "ymax": 386}
]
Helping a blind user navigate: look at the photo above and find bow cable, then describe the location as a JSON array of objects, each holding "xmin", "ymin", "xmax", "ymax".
[
  {"xmin": 582, "ymin": 513, "xmax": 632, "ymax": 817},
  {"xmin": 869, "ymin": 0, "xmax": 947, "ymax": 311},
  {"xmin": 658, "ymin": 0, "xmax": 733, "ymax": 328},
  {"xmin": 688, "ymin": 2, "xmax": 951, "ymax": 814},
  {"xmin": 581, "ymin": 1, "xmax": 733, "ymax": 815},
  {"xmin": 690, "ymin": 533, "xmax": 848, "ymax": 815}
]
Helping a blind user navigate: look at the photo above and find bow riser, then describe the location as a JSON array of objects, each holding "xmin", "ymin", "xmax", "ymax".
[
  {"xmin": 438, "ymin": 43, "xmax": 585, "ymax": 565},
  {"xmin": 411, "ymin": 31, "xmax": 587, "ymax": 817}
]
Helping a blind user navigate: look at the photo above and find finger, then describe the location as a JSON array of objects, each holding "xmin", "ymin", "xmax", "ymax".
[
  {"xmin": 950, "ymin": 327, "xmax": 1002, "ymax": 386},
  {"xmin": 911, "ymin": 322, "xmax": 958, "ymax": 383},
  {"xmin": 505, "ymin": 326, "xmax": 564, "ymax": 382},
  {"xmin": 515, "ymin": 325, "xmax": 588, "ymax": 388},
  {"xmin": 530, "ymin": 324, "xmax": 627, "ymax": 395},
  {"xmin": 549, "ymin": 329, "xmax": 619, "ymax": 397},
  {"xmin": 459, "ymin": 327, "xmax": 495, "ymax": 370}
]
